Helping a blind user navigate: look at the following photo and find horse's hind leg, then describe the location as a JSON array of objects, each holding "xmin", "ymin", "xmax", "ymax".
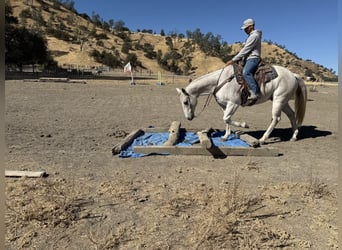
[
  {"xmin": 259, "ymin": 100, "xmax": 283, "ymax": 144},
  {"xmin": 282, "ymin": 103, "xmax": 299, "ymax": 141}
]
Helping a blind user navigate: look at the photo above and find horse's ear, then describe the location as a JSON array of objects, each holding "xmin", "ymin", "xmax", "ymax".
[
  {"xmin": 176, "ymin": 88, "xmax": 189, "ymax": 96},
  {"xmin": 182, "ymin": 88, "xmax": 189, "ymax": 96}
]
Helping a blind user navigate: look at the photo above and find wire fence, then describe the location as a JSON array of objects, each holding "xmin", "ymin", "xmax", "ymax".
[{"xmin": 5, "ymin": 69, "xmax": 192, "ymax": 84}]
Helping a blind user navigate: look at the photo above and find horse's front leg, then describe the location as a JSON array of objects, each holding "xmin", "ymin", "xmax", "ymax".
[
  {"xmin": 222, "ymin": 123, "xmax": 231, "ymax": 141},
  {"xmin": 221, "ymin": 101, "xmax": 240, "ymax": 141}
]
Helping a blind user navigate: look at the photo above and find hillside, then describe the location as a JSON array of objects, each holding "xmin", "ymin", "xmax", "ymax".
[{"xmin": 7, "ymin": 0, "xmax": 337, "ymax": 81}]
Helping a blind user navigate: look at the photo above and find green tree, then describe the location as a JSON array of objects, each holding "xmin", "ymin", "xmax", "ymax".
[
  {"xmin": 108, "ymin": 19, "xmax": 114, "ymax": 29},
  {"xmin": 90, "ymin": 49, "xmax": 121, "ymax": 68},
  {"xmin": 5, "ymin": 0, "xmax": 18, "ymax": 24},
  {"xmin": 121, "ymin": 39, "xmax": 132, "ymax": 54},
  {"xmin": 5, "ymin": 1, "xmax": 55, "ymax": 71},
  {"xmin": 114, "ymin": 20, "xmax": 128, "ymax": 32},
  {"xmin": 305, "ymin": 68, "xmax": 314, "ymax": 77},
  {"xmin": 165, "ymin": 36, "xmax": 173, "ymax": 50},
  {"xmin": 143, "ymin": 43, "xmax": 156, "ymax": 59},
  {"xmin": 6, "ymin": 26, "xmax": 53, "ymax": 71},
  {"xmin": 91, "ymin": 11, "xmax": 102, "ymax": 27},
  {"xmin": 125, "ymin": 53, "xmax": 141, "ymax": 68}
]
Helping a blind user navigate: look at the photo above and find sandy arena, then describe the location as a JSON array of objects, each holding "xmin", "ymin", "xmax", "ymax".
[{"xmin": 5, "ymin": 79, "xmax": 338, "ymax": 249}]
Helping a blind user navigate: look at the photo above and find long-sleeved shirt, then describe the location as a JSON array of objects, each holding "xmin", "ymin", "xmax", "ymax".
[{"xmin": 232, "ymin": 29, "xmax": 262, "ymax": 62}]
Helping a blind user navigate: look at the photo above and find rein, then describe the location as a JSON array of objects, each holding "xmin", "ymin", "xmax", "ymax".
[{"xmin": 195, "ymin": 67, "xmax": 230, "ymax": 117}]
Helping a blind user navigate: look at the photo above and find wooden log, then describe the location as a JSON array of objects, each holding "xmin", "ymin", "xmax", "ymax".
[
  {"xmin": 133, "ymin": 145, "xmax": 279, "ymax": 157},
  {"xmin": 197, "ymin": 129, "xmax": 212, "ymax": 149},
  {"xmin": 5, "ymin": 170, "xmax": 46, "ymax": 178},
  {"xmin": 39, "ymin": 77, "xmax": 69, "ymax": 82},
  {"xmin": 112, "ymin": 129, "xmax": 144, "ymax": 155},
  {"xmin": 23, "ymin": 79, "xmax": 40, "ymax": 82},
  {"xmin": 163, "ymin": 121, "xmax": 181, "ymax": 146},
  {"xmin": 144, "ymin": 127, "xmax": 212, "ymax": 133},
  {"xmin": 69, "ymin": 80, "xmax": 87, "ymax": 84},
  {"xmin": 239, "ymin": 133, "xmax": 260, "ymax": 148}
]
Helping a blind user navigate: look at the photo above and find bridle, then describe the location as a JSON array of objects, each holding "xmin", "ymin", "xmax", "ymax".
[{"xmin": 195, "ymin": 67, "xmax": 233, "ymax": 117}]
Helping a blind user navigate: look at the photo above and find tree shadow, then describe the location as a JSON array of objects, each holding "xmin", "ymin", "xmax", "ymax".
[{"xmin": 247, "ymin": 125, "xmax": 332, "ymax": 142}]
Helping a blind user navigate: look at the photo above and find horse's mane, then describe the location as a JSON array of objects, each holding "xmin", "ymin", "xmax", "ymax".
[{"xmin": 192, "ymin": 68, "xmax": 221, "ymax": 83}]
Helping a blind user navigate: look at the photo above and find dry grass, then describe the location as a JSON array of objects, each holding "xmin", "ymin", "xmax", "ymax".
[
  {"xmin": 6, "ymin": 177, "xmax": 96, "ymax": 248},
  {"xmin": 6, "ymin": 173, "xmax": 337, "ymax": 249}
]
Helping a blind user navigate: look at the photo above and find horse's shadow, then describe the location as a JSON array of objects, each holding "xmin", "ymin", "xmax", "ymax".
[{"xmin": 247, "ymin": 125, "xmax": 332, "ymax": 142}]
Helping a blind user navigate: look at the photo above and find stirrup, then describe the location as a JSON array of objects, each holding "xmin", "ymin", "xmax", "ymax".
[
  {"xmin": 247, "ymin": 92, "xmax": 258, "ymax": 100},
  {"xmin": 246, "ymin": 98, "xmax": 257, "ymax": 106}
]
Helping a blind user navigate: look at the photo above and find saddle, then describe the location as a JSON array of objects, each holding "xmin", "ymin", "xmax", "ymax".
[{"xmin": 232, "ymin": 60, "xmax": 278, "ymax": 105}]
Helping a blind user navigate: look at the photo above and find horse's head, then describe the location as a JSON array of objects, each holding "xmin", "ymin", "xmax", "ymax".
[{"xmin": 176, "ymin": 88, "xmax": 197, "ymax": 120}]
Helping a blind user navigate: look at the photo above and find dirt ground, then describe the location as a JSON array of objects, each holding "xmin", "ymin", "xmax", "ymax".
[{"xmin": 5, "ymin": 79, "xmax": 338, "ymax": 249}]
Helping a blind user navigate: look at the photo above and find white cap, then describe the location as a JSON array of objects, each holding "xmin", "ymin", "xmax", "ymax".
[{"xmin": 241, "ymin": 18, "xmax": 255, "ymax": 30}]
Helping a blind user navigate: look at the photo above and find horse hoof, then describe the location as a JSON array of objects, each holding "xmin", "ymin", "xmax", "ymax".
[
  {"xmin": 241, "ymin": 122, "xmax": 249, "ymax": 128},
  {"xmin": 259, "ymin": 139, "xmax": 265, "ymax": 145},
  {"xmin": 290, "ymin": 137, "xmax": 297, "ymax": 142},
  {"xmin": 221, "ymin": 137, "xmax": 228, "ymax": 141}
]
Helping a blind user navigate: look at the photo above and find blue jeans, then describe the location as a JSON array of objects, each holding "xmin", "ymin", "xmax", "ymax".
[{"xmin": 243, "ymin": 58, "xmax": 260, "ymax": 95}]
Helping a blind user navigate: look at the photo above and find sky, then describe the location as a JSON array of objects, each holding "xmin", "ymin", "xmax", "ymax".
[{"xmin": 73, "ymin": 0, "xmax": 338, "ymax": 74}]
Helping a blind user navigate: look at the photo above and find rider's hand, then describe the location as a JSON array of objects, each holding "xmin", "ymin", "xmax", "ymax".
[{"xmin": 226, "ymin": 60, "xmax": 233, "ymax": 66}]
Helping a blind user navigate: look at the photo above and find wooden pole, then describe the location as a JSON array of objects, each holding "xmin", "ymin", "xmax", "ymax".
[
  {"xmin": 163, "ymin": 121, "xmax": 181, "ymax": 146},
  {"xmin": 5, "ymin": 170, "xmax": 46, "ymax": 178},
  {"xmin": 112, "ymin": 129, "xmax": 144, "ymax": 155},
  {"xmin": 197, "ymin": 128, "xmax": 212, "ymax": 149},
  {"xmin": 133, "ymin": 145, "xmax": 279, "ymax": 157},
  {"xmin": 239, "ymin": 133, "xmax": 260, "ymax": 148}
]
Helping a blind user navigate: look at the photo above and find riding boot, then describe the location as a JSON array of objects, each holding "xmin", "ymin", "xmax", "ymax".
[
  {"xmin": 246, "ymin": 91, "xmax": 259, "ymax": 106},
  {"xmin": 247, "ymin": 91, "xmax": 259, "ymax": 101}
]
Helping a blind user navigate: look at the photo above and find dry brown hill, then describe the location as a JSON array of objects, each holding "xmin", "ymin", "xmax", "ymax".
[{"xmin": 8, "ymin": 0, "xmax": 337, "ymax": 81}]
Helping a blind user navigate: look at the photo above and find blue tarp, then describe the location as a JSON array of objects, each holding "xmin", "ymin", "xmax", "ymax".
[{"xmin": 119, "ymin": 131, "xmax": 249, "ymax": 158}]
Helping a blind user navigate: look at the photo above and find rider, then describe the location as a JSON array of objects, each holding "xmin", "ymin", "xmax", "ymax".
[{"xmin": 226, "ymin": 18, "xmax": 262, "ymax": 103}]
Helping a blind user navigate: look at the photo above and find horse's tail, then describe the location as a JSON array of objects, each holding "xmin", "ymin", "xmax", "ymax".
[{"xmin": 294, "ymin": 75, "xmax": 307, "ymax": 126}]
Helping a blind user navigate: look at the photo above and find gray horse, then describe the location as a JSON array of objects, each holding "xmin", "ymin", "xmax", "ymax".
[{"xmin": 177, "ymin": 65, "xmax": 307, "ymax": 144}]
